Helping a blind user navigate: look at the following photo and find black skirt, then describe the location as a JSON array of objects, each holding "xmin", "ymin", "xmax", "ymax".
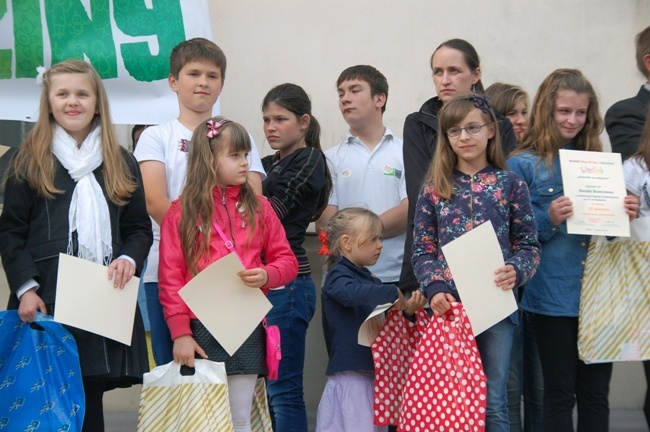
[
  {"xmin": 191, "ymin": 319, "xmax": 266, "ymax": 376},
  {"xmin": 48, "ymin": 303, "xmax": 149, "ymax": 390}
]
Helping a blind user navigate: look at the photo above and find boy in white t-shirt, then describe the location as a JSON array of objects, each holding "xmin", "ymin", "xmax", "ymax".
[
  {"xmin": 134, "ymin": 38, "xmax": 265, "ymax": 365},
  {"xmin": 316, "ymin": 65, "xmax": 408, "ymax": 284}
]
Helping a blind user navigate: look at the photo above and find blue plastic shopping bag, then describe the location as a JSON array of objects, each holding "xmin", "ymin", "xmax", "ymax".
[{"xmin": 0, "ymin": 310, "xmax": 85, "ymax": 431}]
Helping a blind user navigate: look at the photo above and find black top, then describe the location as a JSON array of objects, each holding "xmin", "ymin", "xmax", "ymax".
[
  {"xmin": 262, "ymin": 146, "xmax": 328, "ymax": 274},
  {"xmin": 605, "ymin": 86, "xmax": 650, "ymax": 161},
  {"xmin": 0, "ymin": 148, "xmax": 153, "ymax": 380},
  {"xmin": 0, "ymin": 149, "xmax": 152, "ymax": 306},
  {"xmin": 399, "ymin": 96, "xmax": 518, "ymax": 291}
]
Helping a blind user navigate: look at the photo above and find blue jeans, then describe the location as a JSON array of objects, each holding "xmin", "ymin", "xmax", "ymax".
[
  {"xmin": 144, "ymin": 282, "xmax": 173, "ymax": 366},
  {"xmin": 476, "ymin": 317, "xmax": 515, "ymax": 432},
  {"xmin": 265, "ymin": 275, "xmax": 317, "ymax": 432},
  {"xmin": 508, "ymin": 312, "xmax": 543, "ymax": 432},
  {"xmin": 137, "ymin": 262, "xmax": 150, "ymax": 331}
]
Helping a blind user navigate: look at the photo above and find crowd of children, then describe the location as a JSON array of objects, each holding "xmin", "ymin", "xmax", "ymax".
[{"xmin": 1, "ymin": 24, "xmax": 650, "ymax": 432}]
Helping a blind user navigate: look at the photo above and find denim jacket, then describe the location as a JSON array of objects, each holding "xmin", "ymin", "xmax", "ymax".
[
  {"xmin": 507, "ymin": 146, "xmax": 590, "ymax": 317},
  {"xmin": 412, "ymin": 165, "xmax": 541, "ymax": 312}
]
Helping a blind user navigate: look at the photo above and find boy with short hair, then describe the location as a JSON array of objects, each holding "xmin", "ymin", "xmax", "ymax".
[
  {"xmin": 317, "ymin": 65, "xmax": 407, "ymax": 285},
  {"xmin": 134, "ymin": 38, "xmax": 265, "ymax": 366}
]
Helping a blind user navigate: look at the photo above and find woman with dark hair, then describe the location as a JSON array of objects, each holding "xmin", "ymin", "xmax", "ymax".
[
  {"xmin": 261, "ymin": 83, "xmax": 332, "ymax": 432},
  {"xmin": 400, "ymin": 39, "xmax": 518, "ymax": 292}
]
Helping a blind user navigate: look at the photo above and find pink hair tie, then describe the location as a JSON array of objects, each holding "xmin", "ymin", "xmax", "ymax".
[{"xmin": 206, "ymin": 119, "xmax": 230, "ymax": 139}]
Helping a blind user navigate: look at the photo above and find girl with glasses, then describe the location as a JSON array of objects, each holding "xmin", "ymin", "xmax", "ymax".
[
  {"xmin": 400, "ymin": 39, "xmax": 518, "ymax": 297},
  {"xmin": 412, "ymin": 94, "xmax": 541, "ymax": 432}
]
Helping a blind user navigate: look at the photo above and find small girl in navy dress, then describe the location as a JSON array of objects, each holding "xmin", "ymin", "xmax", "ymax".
[
  {"xmin": 412, "ymin": 94, "xmax": 541, "ymax": 432},
  {"xmin": 316, "ymin": 207, "xmax": 424, "ymax": 432}
]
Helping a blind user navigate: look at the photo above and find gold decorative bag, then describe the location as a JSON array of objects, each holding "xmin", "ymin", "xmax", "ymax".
[
  {"xmin": 250, "ymin": 378, "xmax": 273, "ymax": 432},
  {"xmin": 137, "ymin": 360, "xmax": 234, "ymax": 431},
  {"xmin": 579, "ymin": 221, "xmax": 650, "ymax": 364}
]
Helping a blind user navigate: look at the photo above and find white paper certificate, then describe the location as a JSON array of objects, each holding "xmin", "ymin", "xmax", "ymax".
[
  {"xmin": 358, "ymin": 301, "xmax": 396, "ymax": 347},
  {"xmin": 54, "ymin": 253, "xmax": 139, "ymax": 345},
  {"xmin": 0, "ymin": 145, "xmax": 10, "ymax": 158},
  {"xmin": 179, "ymin": 253, "xmax": 272, "ymax": 356},
  {"xmin": 559, "ymin": 149, "xmax": 629, "ymax": 237},
  {"xmin": 441, "ymin": 221, "xmax": 517, "ymax": 336}
]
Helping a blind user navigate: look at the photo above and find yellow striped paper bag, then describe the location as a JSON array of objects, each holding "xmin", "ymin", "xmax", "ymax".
[
  {"xmin": 137, "ymin": 360, "xmax": 234, "ymax": 432},
  {"xmin": 579, "ymin": 236, "xmax": 650, "ymax": 364},
  {"xmin": 250, "ymin": 378, "xmax": 273, "ymax": 432}
]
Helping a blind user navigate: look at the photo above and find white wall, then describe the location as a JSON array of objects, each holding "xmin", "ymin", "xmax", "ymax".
[{"xmin": 212, "ymin": 0, "xmax": 649, "ymax": 154}]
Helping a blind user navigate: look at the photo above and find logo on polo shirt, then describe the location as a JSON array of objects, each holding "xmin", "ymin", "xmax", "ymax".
[
  {"xmin": 342, "ymin": 169, "xmax": 352, "ymax": 178},
  {"xmin": 383, "ymin": 165, "xmax": 402, "ymax": 179}
]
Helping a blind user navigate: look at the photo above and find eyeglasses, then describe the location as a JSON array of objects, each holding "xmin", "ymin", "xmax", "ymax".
[{"xmin": 446, "ymin": 123, "xmax": 490, "ymax": 138}]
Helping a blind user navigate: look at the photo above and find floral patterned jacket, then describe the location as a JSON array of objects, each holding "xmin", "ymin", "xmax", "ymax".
[{"xmin": 412, "ymin": 165, "xmax": 541, "ymax": 301}]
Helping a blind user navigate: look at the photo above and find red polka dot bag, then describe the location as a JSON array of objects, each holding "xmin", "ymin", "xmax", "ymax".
[
  {"xmin": 372, "ymin": 308, "xmax": 430, "ymax": 426},
  {"xmin": 398, "ymin": 303, "xmax": 487, "ymax": 432}
]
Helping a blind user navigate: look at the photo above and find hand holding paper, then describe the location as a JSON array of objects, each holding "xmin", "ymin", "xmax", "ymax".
[
  {"xmin": 107, "ymin": 257, "xmax": 136, "ymax": 289},
  {"xmin": 559, "ymin": 149, "xmax": 630, "ymax": 237},
  {"xmin": 548, "ymin": 196, "xmax": 574, "ymax": 226},
  {"xmin": 55, "ymin": 254, "xmax": 139, "ymax": 345},
  {"xmin": 494, "ymin": 264, "xmax": 517, "ymax": 290},
  {"xmin": 179, "ymin": 253, "xmax": 272, "ymax": 356},
  {"xmin": 440, "ymin": 221, "xmax": 518, "ymax": 335}
]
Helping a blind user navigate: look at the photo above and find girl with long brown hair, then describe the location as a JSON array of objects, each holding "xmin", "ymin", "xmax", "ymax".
[
  {"xmin": 158, "ymin": 117, "xmax": 297, "ymax": 431},
  {"xmin": 508, "ymin": 69, "xmax": 639, "ymax": 432}
]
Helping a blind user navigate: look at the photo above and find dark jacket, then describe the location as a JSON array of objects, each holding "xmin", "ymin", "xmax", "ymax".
[
  {"xmin": 0, "ymin": 149, "xmax": 153, "ymax": 379},
  {"xmin": 0, "ymin": 149, "xmax": 152, "ymax": 306},
  {"xmin": 262, "ymin": 146, "xmax": 328, "ymax": 275},
  {"xmin": 605, "ymin": 86, "xmax": 650, "ymax": 161},
  {"xmin": 399, "ymin": 96, "xmax": 518, "ymax": 291}
]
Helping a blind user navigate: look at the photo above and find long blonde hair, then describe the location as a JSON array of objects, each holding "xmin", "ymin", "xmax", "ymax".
[
  {"xmin": 427, "ymin": 94, "xmax": 504, "ymax": 200},
  {"xmin": 179, "ymin": 117, "xmax": 260, "ymax": 275},
  {"xmin": 7, "ymin": 60, "xmax": 136, "ymax": 204},
  {"xmin": 513, "ymin": 69, "xmax": 603, "ymax": 167}
]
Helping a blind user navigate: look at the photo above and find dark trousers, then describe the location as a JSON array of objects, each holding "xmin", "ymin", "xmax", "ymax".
[
  {"xmin": 82, "ymin": 379, "xmax": 106, "ymax": 432},
  {"xmin": 531, "ymin": 314, "xmax": 612, "ymax": 432},
  {"xmin": 643, "ymin": 360, "xmax": 650, "ymax": 430}
]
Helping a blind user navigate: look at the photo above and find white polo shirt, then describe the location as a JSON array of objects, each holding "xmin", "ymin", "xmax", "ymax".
[
  {"xmin": 134, "ymin": 119, "xmax": 266, "ymax": 283},
  {"xmin": 325, "ymin": 128, "xmax": 407, "ymax": 282}
]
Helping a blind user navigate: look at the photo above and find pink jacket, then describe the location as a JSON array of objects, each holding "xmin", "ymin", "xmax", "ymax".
[{"xmin": 159, "ymin": 185, "xmax": 298, "ymax": 340}]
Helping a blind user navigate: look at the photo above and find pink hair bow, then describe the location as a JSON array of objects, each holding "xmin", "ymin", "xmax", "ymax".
[{"xmin": 206, "ymin": 119, "xmax": 230, "ymax": 139}]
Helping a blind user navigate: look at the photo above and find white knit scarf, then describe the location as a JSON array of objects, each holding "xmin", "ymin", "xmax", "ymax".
[{"xmin": 52, "ymin": 124, "xmax": 112, "ymax": 265}]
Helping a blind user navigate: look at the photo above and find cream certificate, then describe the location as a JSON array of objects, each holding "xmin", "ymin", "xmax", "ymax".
[
  {"xmin": 54, "ymin": 253, "xmax": 139, "ymax": 345},
  {"xmin": 559, "ymin": 149, "xmax": 629, "ymax": 237},
  {"xmin": 358, "ymin": 301, "xmax": 396, "ymax": 347},
  {"xmin": 441, "ymin": 221, "xmax": 517, "ymax": 336},
  {"xmin": 179, "ymin": 253, "xmax": 272, "ymax": 356}
]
